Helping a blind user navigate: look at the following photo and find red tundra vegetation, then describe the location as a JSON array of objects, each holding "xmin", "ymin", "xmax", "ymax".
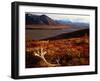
[{"xmin": 26, "ymin": 34, "xmax": 89, "ymax": 68}]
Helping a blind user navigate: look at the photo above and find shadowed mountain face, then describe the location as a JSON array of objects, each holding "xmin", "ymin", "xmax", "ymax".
[{"xmin": 26, "ymin": 14, "xmax": 57, "ymax": 25}]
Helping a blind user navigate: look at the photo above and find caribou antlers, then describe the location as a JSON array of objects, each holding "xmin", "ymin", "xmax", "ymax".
[{"xmin": 33, "ymin": 47, "xmax": 60, "ymax": 67}]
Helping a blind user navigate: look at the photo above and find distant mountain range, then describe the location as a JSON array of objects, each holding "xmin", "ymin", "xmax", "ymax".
[
  {"xmin": 26, "ymin": 14, "xmax": 89, "ymax": 28},
  {"xmin": 25, "ymin": 14, "xmax": 89, "ymax": 41}
]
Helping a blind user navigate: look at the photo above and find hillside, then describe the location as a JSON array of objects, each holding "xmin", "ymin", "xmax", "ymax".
[{"xmin": 38, "ymin": 28, "xmax": 89, "ymax": 40}]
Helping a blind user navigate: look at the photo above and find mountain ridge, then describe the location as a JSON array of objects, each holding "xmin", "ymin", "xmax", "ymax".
[
  {"xmin": 26, "ymin": 14, "xmax": 89, "ymax": 28},
  {"xmin": 26, "ymin": 14, "xmax": 57, "ymax": 25}
]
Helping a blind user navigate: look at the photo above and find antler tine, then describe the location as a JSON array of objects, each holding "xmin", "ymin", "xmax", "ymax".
[{"xmin": 33, "ymin": 47, "xmax": 60, "ymax": 67}]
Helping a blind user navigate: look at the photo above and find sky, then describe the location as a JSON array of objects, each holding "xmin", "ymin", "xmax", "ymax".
[{"xmin": 27, "ymin": 12, "xmax": 90, "ymax": 23}]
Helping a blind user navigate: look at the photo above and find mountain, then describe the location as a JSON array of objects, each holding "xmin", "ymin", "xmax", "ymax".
[
  {"xmin": 26, "ymin": 14, "xmax": 57, "ymax": 25},
  {"xmin": 56, "ymin": 19, "xmax": 72, "ymax": 25},
  {"xmin": 56, "ymin": 20, "xmax": 89, "ymax": 28},
  {"xmin": 26, "ymin": 14, "xmax": 89, "ymax": 28}
]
